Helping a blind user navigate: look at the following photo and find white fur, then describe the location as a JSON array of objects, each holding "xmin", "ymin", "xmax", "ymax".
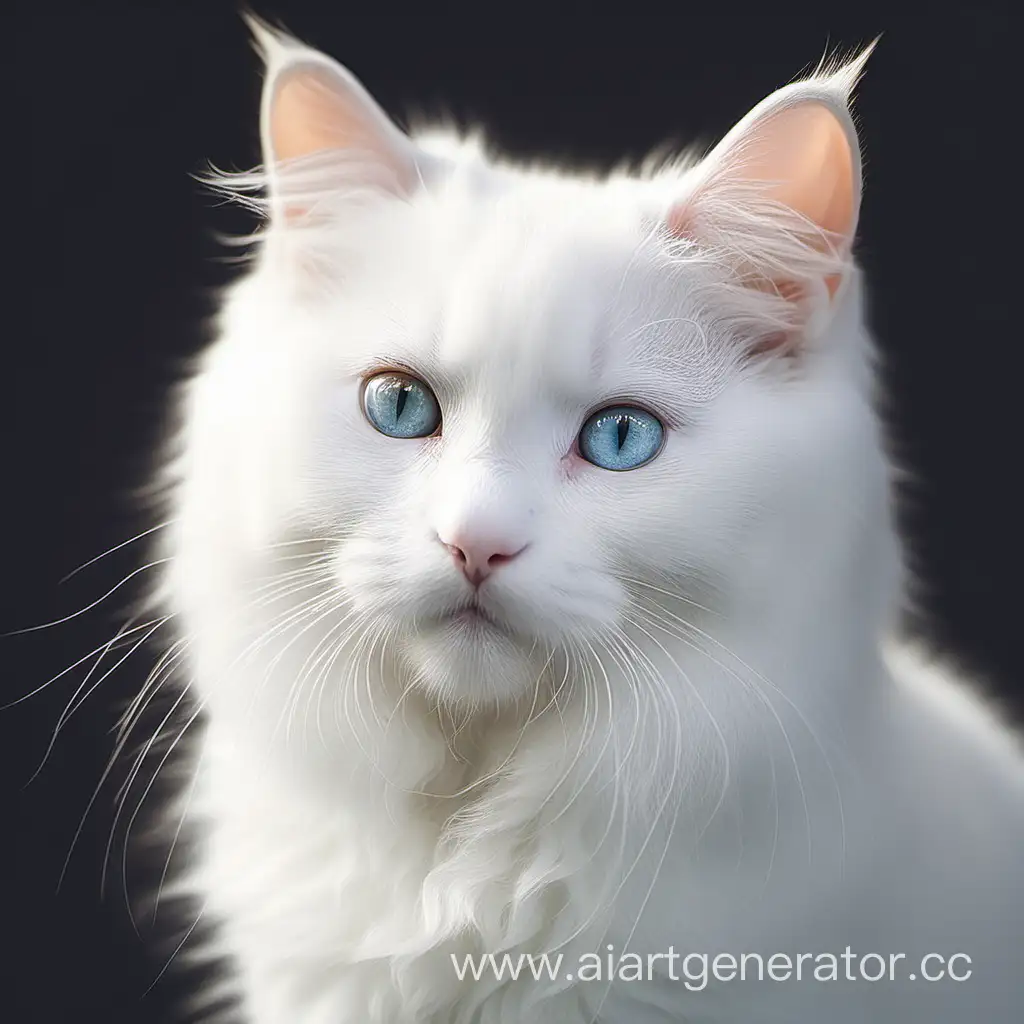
[{"xmin": 152, "ymin": 27, "xmax": 1024, "ymax": 1024}]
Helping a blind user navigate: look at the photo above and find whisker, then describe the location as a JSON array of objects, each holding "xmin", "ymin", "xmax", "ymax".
[
  {"xmin": 5, "ymin": 560, "xmax": 170, "ymax": 637},
  {"xmin": 59, "ymin": 521, "xmax": 176, "ymax": 584},
  {"xmin": 143, "ymin": 898, "xmax": 210, "ymax": 997},
  {"xmin": 2, "ymin": 618, "xmax": 162, "ymax": 713},
  {"xmin": 26, "ymin": 616, "xmax": 172, "ymax": 786}
]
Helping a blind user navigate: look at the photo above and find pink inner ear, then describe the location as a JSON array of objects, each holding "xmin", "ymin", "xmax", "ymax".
[
  {"xmin": 670, "ymin": 101, "xmax": 857, "ymax": 301},
  {"xmin": 265, "ymin": 64, "xmax": 414, "ymax": 226},
  {"xmin": 744, "ymin": 104, "xmax": 856, "ymax": 299},
  {"xmin": 761, "ymin": 105, "xmax": 855, "ymax": 238},
  {"xmin": 271, "ymin": 68, "xmax": 375, "ymax": 165}
]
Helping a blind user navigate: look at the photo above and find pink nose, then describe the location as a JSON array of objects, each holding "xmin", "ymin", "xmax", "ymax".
[{"xmin": 441, "ymin": 535, "xmax": 528, "ymax": 587}]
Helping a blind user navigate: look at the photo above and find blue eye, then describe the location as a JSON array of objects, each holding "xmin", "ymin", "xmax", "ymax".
[
  {"xmin": 578, "ymin": 405, "xmax": 664, "ymax": 471},
  {"xmin": 362, "ymin": 372, "xmax": 441, "ymax": 438}
]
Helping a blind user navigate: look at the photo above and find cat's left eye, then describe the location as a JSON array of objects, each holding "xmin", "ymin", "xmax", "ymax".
[
  {"xmin": 362, "ymin": 372, "xmax": 441, "ymax": 438},
  {"xmin": 577, "ymin": 405, "xmax": 664, "ymax": 471}
]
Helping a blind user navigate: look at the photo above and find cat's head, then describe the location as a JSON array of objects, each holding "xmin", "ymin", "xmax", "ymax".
[{"xmin": 180, "ymin": 21, "xmax": 890, "ymax": 709}]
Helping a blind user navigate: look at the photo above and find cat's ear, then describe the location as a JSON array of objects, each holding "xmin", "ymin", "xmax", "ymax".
[
  {"xmin": 665, "ymin": 45, "xmax": 875, "ymax": 339},
  {"xmin": 245, "ymin": 15, "xmax": 420, "ymax": 224}
]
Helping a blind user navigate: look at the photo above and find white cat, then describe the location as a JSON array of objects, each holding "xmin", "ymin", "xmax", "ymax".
[{"xmin": 151, "ymin": 18, "xmax": 1024, "ymax": 1023}]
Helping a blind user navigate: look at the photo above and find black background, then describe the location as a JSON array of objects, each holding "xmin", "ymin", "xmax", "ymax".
[{"xmin": 4, "ymin": 6, "xmax": 1021, "ymax": 1022}]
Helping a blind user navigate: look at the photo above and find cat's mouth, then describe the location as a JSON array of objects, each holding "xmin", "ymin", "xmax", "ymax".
[{"xmin": 435, "ymin": 599, "xmax": 506, "ymax": 633}]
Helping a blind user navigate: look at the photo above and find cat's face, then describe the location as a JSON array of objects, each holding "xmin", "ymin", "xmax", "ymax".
[
  {"xmin": 187, "ymin": 26, "xmax": 874, "ymax": 710},
  {"xmin": 292, "ymin": 186, "xmax": 796, "ymax": 705}
]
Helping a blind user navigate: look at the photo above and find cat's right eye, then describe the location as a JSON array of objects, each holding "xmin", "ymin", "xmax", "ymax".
[{"xmin": 362, "ymin": 372, "xmax": 442, "ymax": 439}]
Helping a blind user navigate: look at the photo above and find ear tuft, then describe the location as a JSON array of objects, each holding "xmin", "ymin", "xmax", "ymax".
[
  {"xmin": 807, "ymin": 37, "xmax": 878, "ymax": 102},
  {"xmin": 241, "ymin": 11, "xmax": 304, "ymax": 66}
]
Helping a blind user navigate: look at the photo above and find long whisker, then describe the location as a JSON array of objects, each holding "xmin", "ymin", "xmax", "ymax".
[
  {"xmin": 143, "ymin": 898, "xmax": 210, "ymax": 997},
  {"xmin": 26, "ymin": 616, "xmax": 172, "ymax": 786},
  {"xmin": 2, "ymin": 618, "xmax": 163, "ymax": 712},
  {"xmin": 5, "ymin": 560, "xmax": 170, "ymax": 637},
  {"xmin": 59, "ymin": 521, "xmax": 176, "ymax": 584}
]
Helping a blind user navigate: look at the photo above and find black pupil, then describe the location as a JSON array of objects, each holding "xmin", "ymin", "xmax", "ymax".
[
  {"xmin": 394, "ymin": 382, "xmax": 410, "ymax": 420},
  {"xmin": 616, "ymin": 415, "xmax": 630, "ymax": 451}
]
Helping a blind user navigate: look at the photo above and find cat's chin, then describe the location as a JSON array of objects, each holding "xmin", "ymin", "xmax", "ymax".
[{"xmin": 399, "ymin": 614, "xmax": 541, "ymax": 706}]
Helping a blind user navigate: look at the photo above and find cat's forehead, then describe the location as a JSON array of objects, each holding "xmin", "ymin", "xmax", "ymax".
[
  {"xmin": 339, "ymin": 174, "xmax": 715, "ymax": 416},
  {"xmin": 432, "ymin": 183, "xmax": 662, "ymax": 402}
]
